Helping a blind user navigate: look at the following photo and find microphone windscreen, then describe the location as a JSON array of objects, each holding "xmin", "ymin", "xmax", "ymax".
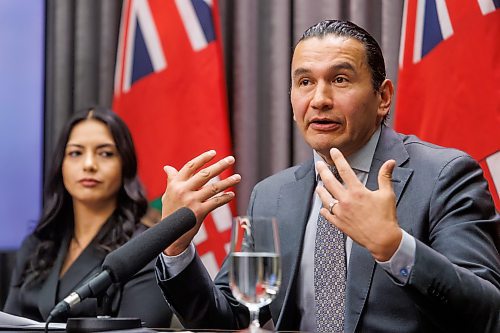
[{"xmin": 102, "ymin": 207, "xmax": 196, "ymax": 283}]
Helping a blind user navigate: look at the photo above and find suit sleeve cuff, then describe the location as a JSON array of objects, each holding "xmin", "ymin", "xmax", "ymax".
[
  {"xmin": 156, "ymin": 242, "xmax": 196, "ymax": 280},
  {"xmin": 376, "ymin": 229, "xmax": 416, "ymax": 284}
]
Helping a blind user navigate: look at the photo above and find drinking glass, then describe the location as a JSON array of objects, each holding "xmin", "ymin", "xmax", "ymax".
[{"xmin": 229, "ymin": 216, "xmax": 281, "ymax": 330}]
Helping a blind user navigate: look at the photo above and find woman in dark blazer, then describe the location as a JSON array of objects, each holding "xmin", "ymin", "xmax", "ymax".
[{"xmin": 4, "ymin": 106, "xmax": 172, "ymax": 327}]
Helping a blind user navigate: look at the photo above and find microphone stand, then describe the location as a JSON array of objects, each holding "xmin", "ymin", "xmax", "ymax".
[
  {"xmin": 45, "ymin": 288, "xmax": 142, "ymax": 333},
  {"xmin": 96, "ymin": 292, "xmax": 112, "ymax": 317},
  {"xmin": 66, "ymin": 316, "xmax": 142, "ymax": 333}
]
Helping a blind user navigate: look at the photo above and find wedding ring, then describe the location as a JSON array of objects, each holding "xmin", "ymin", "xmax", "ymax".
[{"xmin": 328, "ymin": 200, "xmax": 338, "ymax": 215}]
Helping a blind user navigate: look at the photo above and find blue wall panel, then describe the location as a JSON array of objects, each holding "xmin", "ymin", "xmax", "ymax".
[{"xmin": 0, "ymin": 0, "xmax": 45, "ymax": 249}]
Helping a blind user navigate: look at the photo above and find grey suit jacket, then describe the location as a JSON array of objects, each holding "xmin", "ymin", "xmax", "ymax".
[{"xmin": 157, "ymin": 126, "xmax": 500, "ymax": 332}]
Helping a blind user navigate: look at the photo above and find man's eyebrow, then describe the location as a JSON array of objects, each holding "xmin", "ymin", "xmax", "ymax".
[
  {"xmin": 329, "ymin": 62, "xmax": 355, "ymax": 72},
  {"xmin": 292, "ymin": 62, "xmax": 356, "ymax": 79},
  {"xmin": 292, "ymin": 68, "xmax": 311, "ymax": 79}
]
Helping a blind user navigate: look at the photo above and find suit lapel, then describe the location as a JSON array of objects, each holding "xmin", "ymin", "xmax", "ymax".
[
  {"xmin": 38, "ymin": 235, "xmax": 106, "ymax": 319},
  {"xmin": 38, "ymin": 235, "xmax": 69, "ymax": 320},
  {"xmin": 57, "ymin": 243, "xmax": 105, "ymax": 299},
  {"xmin": 345, "ymin": 126, "xmax": 413, "ymax": 332},
  {"xmin": 365, "ymin": 126, "xmax": 412, "ymax": 204},
  {"xmin": 274, "ymin": 160, "xmax": 316, "ymax": 327}
]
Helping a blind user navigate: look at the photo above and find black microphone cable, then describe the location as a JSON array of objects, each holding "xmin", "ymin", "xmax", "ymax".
[{"xmin": 44, "ymin": 314, "xmax": 53, "ymax": 333}]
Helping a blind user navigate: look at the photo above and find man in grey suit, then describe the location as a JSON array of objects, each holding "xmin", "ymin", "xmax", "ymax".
[{"xmin": 156, "ymin": 20, "xmax": 500, "ymax": 332}]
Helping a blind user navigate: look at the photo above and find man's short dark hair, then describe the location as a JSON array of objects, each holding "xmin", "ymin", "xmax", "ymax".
[{"xmin": 298, "ymin": 20, "xmax": 386, "ymax": 92}]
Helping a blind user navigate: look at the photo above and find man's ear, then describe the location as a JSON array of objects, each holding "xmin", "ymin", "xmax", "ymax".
[
  {"xmin": 290, "ymin": 88, "xmax": 297, "ymax": 122},
  {"xmin": 378, "ymin": 79, "xmax": 394, "ymax": 117}
]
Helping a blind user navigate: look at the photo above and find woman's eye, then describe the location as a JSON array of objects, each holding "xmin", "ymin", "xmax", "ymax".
[
  {"xmin": 67, "ymin": 151, "xmax": 81, "ymax": 157},
  {"xmin": 99, "ymin": 151, "xmax": 115, "ymax": 158}
]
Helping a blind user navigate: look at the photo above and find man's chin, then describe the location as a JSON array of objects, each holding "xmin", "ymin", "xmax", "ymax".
[
  {"xmin": 309, "ymin": 140, "xmax": 338, "ymax": 153},
  {"xmin": 309, "ymin": 141, "xmax": 352, "ymax": 161},
  {"xmin": 310, "ymin": 144, "xmax": 338, "ymax": 160}
]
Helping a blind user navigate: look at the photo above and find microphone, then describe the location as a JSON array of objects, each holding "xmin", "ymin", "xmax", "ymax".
[{"xmin": 48, "ymin": 207, "xmax": 196, "ymax": 320}]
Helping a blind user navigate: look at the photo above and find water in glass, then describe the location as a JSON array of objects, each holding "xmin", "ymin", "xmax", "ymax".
[{"xmin": 229, "ymin": 216, "xmax": 281, "ymax": 329}]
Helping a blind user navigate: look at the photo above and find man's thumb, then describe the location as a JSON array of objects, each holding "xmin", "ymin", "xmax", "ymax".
[
  {"xmin": 378, "ymin": 159, "xmax": 396, "ymax": 191},
  {"xmin": 163, "ymin": 165, "xmax": 178, "ymax": 181}
]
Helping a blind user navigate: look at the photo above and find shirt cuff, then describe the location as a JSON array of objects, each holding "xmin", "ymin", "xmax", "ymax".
[
  {"xmin": 376, "ymin": 229, "xmax": 416, "ymax": 284},
  {"xmin": 157, "ymin": 242, "xmax": 196, "ymax": 279}
]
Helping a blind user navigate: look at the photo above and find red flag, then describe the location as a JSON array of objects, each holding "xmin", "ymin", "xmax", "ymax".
[
  {"xmin": 113, "ymin": 0, "xmax": 234, "ymax": 277},
  {"xmin": 395, "ymin": 0, "xmax": 500, "ymax": 209}
]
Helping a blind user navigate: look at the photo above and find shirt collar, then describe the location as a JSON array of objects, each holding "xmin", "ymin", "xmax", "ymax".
[{"xmin": 313, "ymin": 125, "xmax": 381, "ymax": 179}]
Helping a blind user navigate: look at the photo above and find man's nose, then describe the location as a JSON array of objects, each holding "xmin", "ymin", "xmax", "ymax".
[
  {"xmin": 83, "ymin": 153, "xmax": 97, "ymax": 171},
  {"xmin": 311, "ymin": 81, "xmax": 333, "ymax": 111}
]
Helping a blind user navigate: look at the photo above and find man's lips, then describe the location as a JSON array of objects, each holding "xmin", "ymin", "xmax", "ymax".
[{"xmin": 308, "ymin": 118, "xmax": 342, "ymax": 131}]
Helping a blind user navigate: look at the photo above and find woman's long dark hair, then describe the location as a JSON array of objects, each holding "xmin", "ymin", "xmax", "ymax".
[{"xmin": 21, "ymin": 106, "xmax": 148, "ymax": 286}]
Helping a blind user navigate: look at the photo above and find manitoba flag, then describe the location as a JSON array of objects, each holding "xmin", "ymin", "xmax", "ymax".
[
  {"xmin": 395, "ymin": 0, "xmax": 500, "ymax": 209},
  {"xmin": 113, "ymin": 0, "xmax": 234, "ymax": 277}
]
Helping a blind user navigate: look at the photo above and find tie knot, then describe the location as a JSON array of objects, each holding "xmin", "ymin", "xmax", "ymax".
[{"xmin": 329, "ymin": 165, "xmax": 342, "ymax": 183}]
